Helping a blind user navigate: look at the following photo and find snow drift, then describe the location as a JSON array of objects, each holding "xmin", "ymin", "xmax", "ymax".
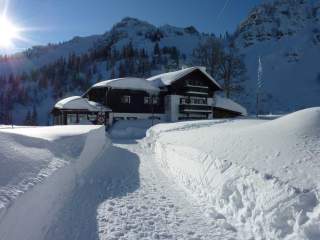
[
  {"xmin": 0, "ymin": 125, "xmax": 109, "ymax": 240},
  {"xmin": 146, "ymin": 108, "xmax": 320, "ymax": 240}
]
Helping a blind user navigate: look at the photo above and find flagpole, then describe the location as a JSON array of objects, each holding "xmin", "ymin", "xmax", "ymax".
[
  {"xmin": 256, "ymin": 56, "xmax": 263, "ymax": 118},
  {"xmin": 256, "ymin": 88, "xmax": 259, "ymax": 118}
]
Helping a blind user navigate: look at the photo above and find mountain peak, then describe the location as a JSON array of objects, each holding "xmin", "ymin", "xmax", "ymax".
[{"xmin": 112, "ymin": 17, "xmax": 156, "ymax": 31}]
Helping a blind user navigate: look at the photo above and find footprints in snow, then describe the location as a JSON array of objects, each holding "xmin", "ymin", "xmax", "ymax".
[{"xmin": 96, "ymin": 143, "xmax": 236, "ymax": 239}]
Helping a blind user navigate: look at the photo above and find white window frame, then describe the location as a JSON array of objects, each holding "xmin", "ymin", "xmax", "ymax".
[
  {"xmin": 144, "ymin": 96, "xmax": 150, "ymax": 104},
  {"xmin": 152, "ymin": 96, "xmax": 159, "ymax": 105}
]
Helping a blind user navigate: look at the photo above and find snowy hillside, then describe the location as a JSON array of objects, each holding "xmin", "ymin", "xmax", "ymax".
[
  {"xmin": 0, "ymin": 17, "xmax": 206, "ymax": 76},
  {"xmin": 0, "ymin": 35, "xmax": 102, "ymax": 75},
  {"xmin": 0, "ymin": 17, "xmax": 212, "ymax": 125},
  {"xmin": 146, "ymin": 107, "xmax": 320, "ymax": 239},
  {"xmin": 234, "ymin": 0, "xmax": 320, "ymax": 113},
  {"xmin": 1, "ymin": 0, "xmax": 320, "ymax": 125}
]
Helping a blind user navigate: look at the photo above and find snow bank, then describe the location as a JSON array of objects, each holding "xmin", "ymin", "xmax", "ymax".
[
  {"xmin": 0, "ymin": 125, "xmax": 109, "ymax": 240},
  {"xmin": 146, "ymin": 108, "xmax": 320, "ymax": 240}
]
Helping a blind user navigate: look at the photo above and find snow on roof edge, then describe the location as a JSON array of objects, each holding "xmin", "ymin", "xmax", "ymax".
[
  {"xmin": 214, "ymin": 95, "xmax": 247, "ymax": 116},
  {"xmin": 92, "ymin": 77, "xmax": 160, "ymax": 93},
  {"xmin": 54, "ymin": 96, "xmax": 111, "ymax": 112},
  {"xmin": 147, "ymin": 66, "xmax": 222, "ymax": 89}
]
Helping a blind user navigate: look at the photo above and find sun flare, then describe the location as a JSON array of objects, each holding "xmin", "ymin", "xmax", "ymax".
[{"xmin": 0, "ymin": 16, "xmax": 21, "ymax": 48}]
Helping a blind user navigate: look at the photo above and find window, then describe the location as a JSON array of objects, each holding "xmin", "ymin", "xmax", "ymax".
[
  {"xmin": 78, "ymin": 114, "xmax": 88, "ymax": 124},
  {"xmin": 191, "ymin": 97, "xmax": 207, "ymax": 105},
  {"xmin": 121, "ymin": 95, "xmax": 131, "ymax": 104},
  {"xmin": 67, "ymin": 114, "xmax": 77, "ymax": 124},
  {"xmin": 152, "ymin": 96, "xmax": 159, "ymax": 104},
  {"xmin": 144, "ymin": 96, "xmax": 159, "ymax": 105},
  {"xmin": 144, "ymin": 96, "xmax": 150, "ymax": 104}
]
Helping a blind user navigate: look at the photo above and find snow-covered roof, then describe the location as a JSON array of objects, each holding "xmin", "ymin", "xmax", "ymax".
[
  {"xmin": 213, "ymin": 95, "xmax": 247, "ymax": 116},
  {"xmin": 92, "ymin": 77, "xmax": 160, "ymax": 93},
  {"xmin": 54, "ymin": 96, "xmax": 111, "ymax": 112},
  {"xmin": 147, "ymin": 66, "xmax": 222, "ymax": 89}
]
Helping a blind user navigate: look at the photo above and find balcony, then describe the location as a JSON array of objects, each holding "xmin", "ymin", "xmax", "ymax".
[
  {"xmin": 179, "ymin": 104, "xmax": 212, "ymax": 113},
  {"xmin": 183, "ymin": 85, "xmax": 209, "ymax": 96}
]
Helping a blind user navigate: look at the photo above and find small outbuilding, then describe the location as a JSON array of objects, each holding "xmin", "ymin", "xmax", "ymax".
[{"xmin": 52, "ymin": 96, "xmax": 111, "ymax": 125}]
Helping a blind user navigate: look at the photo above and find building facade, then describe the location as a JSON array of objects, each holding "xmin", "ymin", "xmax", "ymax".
[{"xmin": 52, "ymin": 67, "xmax": 247, "ymax": 126}]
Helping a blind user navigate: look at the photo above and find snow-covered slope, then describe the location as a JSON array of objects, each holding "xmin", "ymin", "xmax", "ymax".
[
  {"xmin": 146, "ymin": 108, "xmax": 320, "ymax": 239},
  {"xmin": 0, "ymin": 35, "xmax": 102, "ymax": 75},
  {"xmin": 2, "ymin": 0, "xmax": 320, "ymax": 125},
  {"xmin": 0, "ymin": 125, "xmax": 108, "ymax": 240},
  {"xmin": 0, "ymin": 17, "xmax": 211, "ymax": 125},
  {"xmin": 101, "ymin": 17, "xmax": 205, "ymax": 59},
  {"xmin": 0, "ymin": 17, "xmax": 205, "ymax": 76},
  {"xmin": 234, "ymin": 0, "xmax": 320, "ymax": 113}
]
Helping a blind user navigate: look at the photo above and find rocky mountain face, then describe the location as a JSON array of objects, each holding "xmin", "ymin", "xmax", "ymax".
[
  {"xmin": 233, "ymin": 0, "xmax": 320, "ymax": 113},
  {"xmin": 237, "ymin": 0, "xmax": 320, "ymax": 47}
]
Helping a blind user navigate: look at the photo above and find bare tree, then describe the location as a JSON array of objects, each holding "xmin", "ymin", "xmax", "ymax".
[
  {"xmin": 218, "ymin": 42, "xmax": 246, "ymax": 98},
  {"xmin": 193, "ymin": 38, "xmax": 246, "ymax": 98}
]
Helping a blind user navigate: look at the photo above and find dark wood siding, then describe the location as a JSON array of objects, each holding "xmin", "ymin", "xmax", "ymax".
[
  {"xmin": 85, "ymin": 88, "xmax": 107, "ymax": 104},
  {"xmin": 166, "ymin": 69, "xmax": 220, "ymax": 97},
  {"xmin": 106, "ymin": 89, "xmax": 165, "ymax": 114}
]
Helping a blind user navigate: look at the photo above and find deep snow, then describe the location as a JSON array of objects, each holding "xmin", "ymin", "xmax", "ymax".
[
  {"xmin": 0, "ymin": 108, "xmax": 319, "ymax": 240},
  {"xmin": 0, "ymin": 125, "xmax": 108, "ymax": 240},
  {"xmin": 146, "ymin": 108, "xmax": 320, "ymax": 239}
]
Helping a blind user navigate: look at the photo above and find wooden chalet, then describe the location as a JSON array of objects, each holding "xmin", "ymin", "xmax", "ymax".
[
  {"xmin": 146, "ymin": 66, "xmax": 222, "ymax": 121},
  {"xmin": 52, "ymin": 67, "xmax": 247, "ymax": 126}
]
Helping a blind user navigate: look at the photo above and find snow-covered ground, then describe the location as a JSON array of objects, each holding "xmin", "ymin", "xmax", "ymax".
[
  {"xmin": 0, "ymin": 108, "xmax": 319, "ymax": 240},
  {"xmin": 146, "ymin": 107, "xmax": 320, "ymax": 239},
  {"xmin": 0, "ymin": 125, "xmax": 108, "ymax": 240}
]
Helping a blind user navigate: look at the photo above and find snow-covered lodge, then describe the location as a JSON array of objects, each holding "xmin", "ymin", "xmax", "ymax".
[{"xmin": 52, "ymin": 67, "xmax": 247, "ymax": 126}]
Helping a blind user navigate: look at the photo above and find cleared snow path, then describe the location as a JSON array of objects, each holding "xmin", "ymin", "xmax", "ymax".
[
  {"xmin": 97, "ymin": 140, "xmax": 236, "ymax": 240},
  {"xmin": 45, "ymin": 137, "xmax": 236, "ymax": 240}
]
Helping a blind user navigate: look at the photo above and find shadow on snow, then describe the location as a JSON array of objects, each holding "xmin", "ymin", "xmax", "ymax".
[{"xmin": 44, "ymin": 144, "xmax": 140, "ymax": 240}]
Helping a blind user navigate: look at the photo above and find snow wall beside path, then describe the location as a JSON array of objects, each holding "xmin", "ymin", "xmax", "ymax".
[
  {"xmin": 146, "ymin": 109, "xmax": 320, "ymax": 240},
  {"xmin": 0, "ymin": 125, "xmax": 110, "ymax": 240}
]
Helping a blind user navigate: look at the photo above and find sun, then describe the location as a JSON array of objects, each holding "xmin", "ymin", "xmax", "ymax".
[{"xmin": 0, "ymin": 16, "xmax": 21, "ymax": 48}]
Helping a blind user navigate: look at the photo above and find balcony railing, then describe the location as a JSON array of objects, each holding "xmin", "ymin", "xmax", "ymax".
[
  {"xmin": 179, "ymin": 104, "xmax": 212, "ymax": 113},
  {"xmin": 183, "ymin": 86, "xmax": 209, "ymax": 95}
]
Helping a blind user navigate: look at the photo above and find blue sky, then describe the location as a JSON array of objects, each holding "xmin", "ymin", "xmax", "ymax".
[{"xmin": 1, "ymin": 0, "xmax": 262, "ymax": 54}]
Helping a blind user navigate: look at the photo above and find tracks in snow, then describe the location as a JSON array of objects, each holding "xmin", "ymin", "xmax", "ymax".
[
  {"xmin": 97, "ymin": 140, "xmax": 236, "ymax": 240},
  {"xmin": 45, "ymin": 139, "xmax": 236, "ymax": 240}
]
